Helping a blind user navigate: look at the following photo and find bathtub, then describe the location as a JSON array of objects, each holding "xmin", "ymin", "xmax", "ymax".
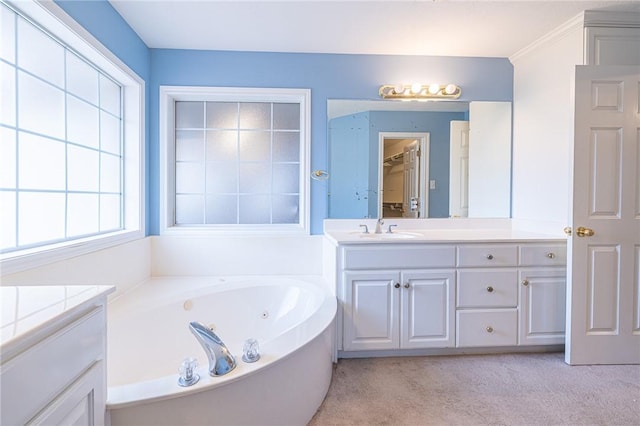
[{"xmin": 106, "ymin": 276, "xmax": 336, "ymax": 426}]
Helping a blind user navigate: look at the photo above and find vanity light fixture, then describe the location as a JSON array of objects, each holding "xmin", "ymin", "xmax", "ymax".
[{"xmin": 379, "ymin": 83, "xmax": 461, "ymax": 100}]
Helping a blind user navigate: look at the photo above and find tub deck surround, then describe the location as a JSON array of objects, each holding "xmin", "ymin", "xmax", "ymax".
[{"xmin": 106, "ymin": 275, "xmax": 336, "ymax": 426}]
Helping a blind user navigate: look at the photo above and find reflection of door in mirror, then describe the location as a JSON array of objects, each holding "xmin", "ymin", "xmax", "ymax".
[
  {"xmin": 379, "ymin": 133, "xmax": 429, "ymax": 218},
  {"xmin": 449, "ymin": 121, "xmax": 470, "ymax": 217}
]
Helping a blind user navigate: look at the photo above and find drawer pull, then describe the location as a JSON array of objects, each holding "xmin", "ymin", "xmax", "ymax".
[
  {"xmin": 521, "ymin": 279, "xmax": 530, "ymax": 286},
  {"xmin": 547, "ymin": 252, "xmax": 556, "ymax": 259},
  {"xmin": 486, "ymin": 254, "xmax": 494, "ymax": 260},
  {"xmin": 486, "ymin": 286, "xmax": 494, "ymax": 293},
  {"xmin": 486, "ymin": 326, "xmax": 494, "ymax": 333},
  {"xmin": 394, "ymin": 282, "xmax": 401, "ymax": 289},
  {"xmin": 404, "ymin": 283, "xmax": 410, "ymax": 289}
]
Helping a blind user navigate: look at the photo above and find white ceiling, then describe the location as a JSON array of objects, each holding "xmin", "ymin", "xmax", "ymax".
[{"xmin": 109, "ymin": 0, "xmax": 640, "ymax": 58}]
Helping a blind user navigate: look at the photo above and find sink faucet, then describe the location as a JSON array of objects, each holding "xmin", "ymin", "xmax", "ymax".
[
  {"xmin": 189, "ymin": 321, "xmax": 237, "ymax": 376},
  {"xmin": 375, "ymin": 218, "xmax": 384, "ymax": 234}
]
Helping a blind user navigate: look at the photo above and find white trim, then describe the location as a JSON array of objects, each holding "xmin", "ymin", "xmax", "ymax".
[
  {"xmin": 1, "ymin": 0, "xmax": 145, "ymax": 276},
  {"xmin": 510, "ymin": 12, "xmax": 585, "ymax": 64},
  {"xmin": 159, "ymin": 86, "xmax": 311, "ymax": 235},
  {"xmin": 583, "ymin": 10, "xmax": 640, "ymax": 28}
]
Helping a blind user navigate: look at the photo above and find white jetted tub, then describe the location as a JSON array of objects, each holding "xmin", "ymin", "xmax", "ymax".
[{"xmin": 106, "ymin": 276, "xmax": 336, "ymax": 426}]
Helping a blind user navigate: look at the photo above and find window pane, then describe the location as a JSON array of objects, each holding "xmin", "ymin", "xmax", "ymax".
[
  {"xmin": 176, "ymin": 162, "xmax": 205, "ymax": 193},
  {"xmin": 175, "ymin": 101, "xmax": 204, "ymax": 129},
  {"xmin": 273, "ymin": 163, "xmax": 299, "ymax": 193},
  {"xmin": 206, "ymin": 130, "xmax": 237, "ymax": 161},
  {"xmin": 99, "ymin": 74, "xmax": 120, "ymax": 116},
  {"xmin": 18, "ymin": 132, "xmax": 65, "ymax": 190},
  {"xmin": 1, "ymin": 127, "xmax": 16, "ymax": 188},
  {"xmin": 1, "ymin": 61, "xmax": 16, "ymax": 126},
  {"xmin": 101, "ymin": 153, "xmax": 121, "ymax": 193},
  {"xmin": 67, "ymin": 193, "xmax": 99, "ymax": 237},
  {"xmin": 239, "ymin": 162, "xmax": 270, "ymax": 193},
  {"xmin": 18, "ymin": 71, "xmax": 65, "ymax": 139},
  {"xmin": 239, "ymin": 194, "xmax": 270, "ymax": 223},
  {"xmin": 100, "ymin": 111, "xmax": 121, "ymax": 154},
  {"xmin": 273, "ymin": 103, "xmax": 300, "ymax": 130},
  {"xmin": 18, "ymin": 192, "xmax": 65, "ymax": 245},
  {"xmin": 273, "ymin": 131, "xmax": 299, "ymax": 162},
  {"xmin": 0, "ymin": 191, "xmax": 16, "ymax": 249},
  {"xmin": 66, "ymin": 51, "xmax": 98, "ymax": 105},
  {"xmin": 206, "ymin": 162, "xmax": 237, "ymax": 193},
  {"xmin": 206, "ymin": 194, "xmax": 237, "ymax": 224},
  {"xmin": 206, "ymin": 102, "xmax": 237, "ymax": 129},
  {"xmin": 176, "ymin": 130, "xmax": 204, "ymax": 161},
  {"xmin": 175, "ymin": 194, "xmax": 203, "ymax": 224},
  {"xmin": 1, "ymin": 4, "xmax": 15, "ymax": 64},
  {"xmin": 239, "ymin": 102, "xmax": 270, "ymax": 130},
  {"xmin": 67, "ymin": 96, "xmax": 99, "ymax": 148},
  {"xmin": 239, "ymin": 130, "xmax": 270, "ymax": 161},
  {"xmin": 68, "ymin": 144, "xmax": 99, "ymax": 192},
  {"xmin": 17, "ymin": 18, "xmax": 64, "ymax": 87},
  {"xmin": 100, "ymin": 193, "xmax": 121, "ymax": 231},
  {"xmin": 272, "ymin": 194, "xmax": 299, "ymax": 223}
]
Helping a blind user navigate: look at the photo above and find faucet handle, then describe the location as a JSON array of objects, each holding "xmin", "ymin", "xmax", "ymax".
[
  {"xmin": 178, "ymin": 357, "xmax": 200, "ymax": 387},
  {"xmin": 387, "ymin": 224, "xmax": 398, "ymax": 233},
  {"xmin": 359, "ymin": 224, "xmax": 369, "ymax": 234}
]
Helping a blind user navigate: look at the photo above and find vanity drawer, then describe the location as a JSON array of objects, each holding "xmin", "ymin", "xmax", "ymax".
[
  {"xmin": 457, "ymin": 244, "xmax": 518, "ymax": 267},
  {"xmin": 519, "ymin": 244, "xmax": 567, "ymax": 266},
  {"xmin": 456, "ymin": 309, "xmax": 518, "ymax": 347},
  {"xmin": 342, "ymin": 245, "xmax": 456, "ymax": 270},
  {"xmin": 457, "ymin": 270, "xmax": 517, "ymax": 308}
]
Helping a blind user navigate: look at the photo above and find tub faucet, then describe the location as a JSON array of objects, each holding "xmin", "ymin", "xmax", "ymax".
[
  {"xmin": 189, "ymin": 321, "xmax": 237, "ymax": 376},
  {"xmin": 375, "ymin": 218, "xmax": 384, "ymax": 234}
]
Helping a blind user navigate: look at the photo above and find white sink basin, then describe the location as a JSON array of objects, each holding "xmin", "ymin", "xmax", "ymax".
[{"xmin": 358, "ymin": 231, "xmax": 422, "ymax": 239}]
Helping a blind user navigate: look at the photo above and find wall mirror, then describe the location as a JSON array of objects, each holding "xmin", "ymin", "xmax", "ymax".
[{"xmin": 327, "ymin": 99, "xmax": 512, "ymax": 219}]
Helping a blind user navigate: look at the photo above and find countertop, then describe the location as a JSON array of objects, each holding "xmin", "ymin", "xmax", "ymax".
[{"xmin": 1, "ymin": 285, "xmax": 115, "ymax": 359}]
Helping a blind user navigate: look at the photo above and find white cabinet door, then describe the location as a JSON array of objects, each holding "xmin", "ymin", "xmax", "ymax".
[
  {"xmin": 519, "ymin": 268, "xmax": 566, "ymax": 346},
  {"xmin": 401, "ymin": 270, "xmax": 455, "ymax": 348},
  {"xmin": 343, "ymin": 271, "xmax": 400, "ymax": 351},
  {"xmin": 568, "ymin": 65, "xmax": 640, "ymax": 364}
]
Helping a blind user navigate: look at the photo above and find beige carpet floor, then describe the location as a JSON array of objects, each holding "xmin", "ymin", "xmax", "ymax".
[{"xmin": 308, "ymin": 352, "xmax": 640, "ymax": 426}]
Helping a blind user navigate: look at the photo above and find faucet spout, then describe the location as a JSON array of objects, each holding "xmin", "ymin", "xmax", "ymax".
[
  {"xmin": 189, "ymin": 321, "xmax": 236, "ymax": 376},
  {"xmin": 375, "ymin": 218, "xmax": 384, "ymax": 234}
]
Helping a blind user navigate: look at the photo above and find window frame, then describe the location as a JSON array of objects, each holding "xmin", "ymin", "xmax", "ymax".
[
  {"xmin": 0, "ymin": 0, "xmax": 145, "ymax": 275},
  {"xmin": 159, "ymin": 86, "xmax": 311, "ymax": 235}
]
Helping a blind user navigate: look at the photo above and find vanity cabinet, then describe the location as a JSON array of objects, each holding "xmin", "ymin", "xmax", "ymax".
[
  {"xmin": 0, "ymin": 286, "xmax": 113, "ymax": 426},
  {"xmin": 340, "ymin": 244, "xmax": 456, "ymax": 351},
  {"xmin": 330, "ymin": 237, "xmax": 566, "ymax": 356}
]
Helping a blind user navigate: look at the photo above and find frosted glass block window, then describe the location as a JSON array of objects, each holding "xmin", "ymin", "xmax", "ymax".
[
  {"xmin": 166, "ymin": 88, "xmax": 309, "ymax": 232},
  {"xmin": 0, "ymin": 2, "xmax": 125, "ymax": 254}
]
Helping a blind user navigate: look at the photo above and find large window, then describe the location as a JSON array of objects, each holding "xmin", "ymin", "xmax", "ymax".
[
  {"xmin": 0, "ymin": 1, "xmax": 144, "ymax": 274},
  {"xmin": 160, "ymin": 87, "xmax": 310, "ymax": 234}
]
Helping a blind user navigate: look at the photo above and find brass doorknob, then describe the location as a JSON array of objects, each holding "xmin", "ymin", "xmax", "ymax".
[{"xmin": 576, "ymin": 226, "xmax": 595, "ymax": 237}]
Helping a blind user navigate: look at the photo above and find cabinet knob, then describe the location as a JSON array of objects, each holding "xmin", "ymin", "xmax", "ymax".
[
  {"xmin": 486, "ymin": 286, "xmax": 494, "ymax": 293},
  {"xmin": 547, "ymin": 252, "xmax": 556, "ymax": 259},
  {"xmin": 394, "ymin": 282, "xmax": 401, "ymax": 289},
  {"xmin": 486, "ymin": 326, "xmax": 494, "ymax": 333},
  {"xmin": 521, "ymin": 279, "xmax": 529, "ymax": 286},
  {"xmin": 404, "ymin": 283, "xmax": 410, "ymax": 289},
  {"xmin": 486, "ymin": 254, "xmax": 494, "ymax": 260}
]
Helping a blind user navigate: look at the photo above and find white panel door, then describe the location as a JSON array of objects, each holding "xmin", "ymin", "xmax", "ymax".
[
  {"xmin": 449, "ymin": 120, "xmax": 470, "ymax": 218},
  {"xmin": 343, "ymin": 271, "xmax": 400, "ymax": 351},
  {"xmin": 402, "ymin": 140, "xmax": 420, "ymax": 218},
  {"xmin": 401, "ymin": 270, "xmax": 455, "ymax": 348},
  {"xmin": 567, "ymin": 65, "xmax": 640, "ymax": 364}
]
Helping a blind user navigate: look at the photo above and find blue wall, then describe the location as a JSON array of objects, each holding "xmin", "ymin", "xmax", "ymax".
[{"xmin": 54, "ymin": 1, "xmax": 514, "ymax": 235}]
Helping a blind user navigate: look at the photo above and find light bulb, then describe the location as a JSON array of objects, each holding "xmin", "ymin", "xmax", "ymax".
[
  {"xmin": 428, "ymin": 83, "xmax": 441, "ymax": 95},
  {"xmin": 444, "ymin": 84, "xmax": 458, "ymax": 95},
  {"xmin": 393, "ymin": 84, "xmax": 405, "ymax": 94},
  {"xmin": 410, "ymin": 83, "xmax": 422, "ymax": 94}
]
